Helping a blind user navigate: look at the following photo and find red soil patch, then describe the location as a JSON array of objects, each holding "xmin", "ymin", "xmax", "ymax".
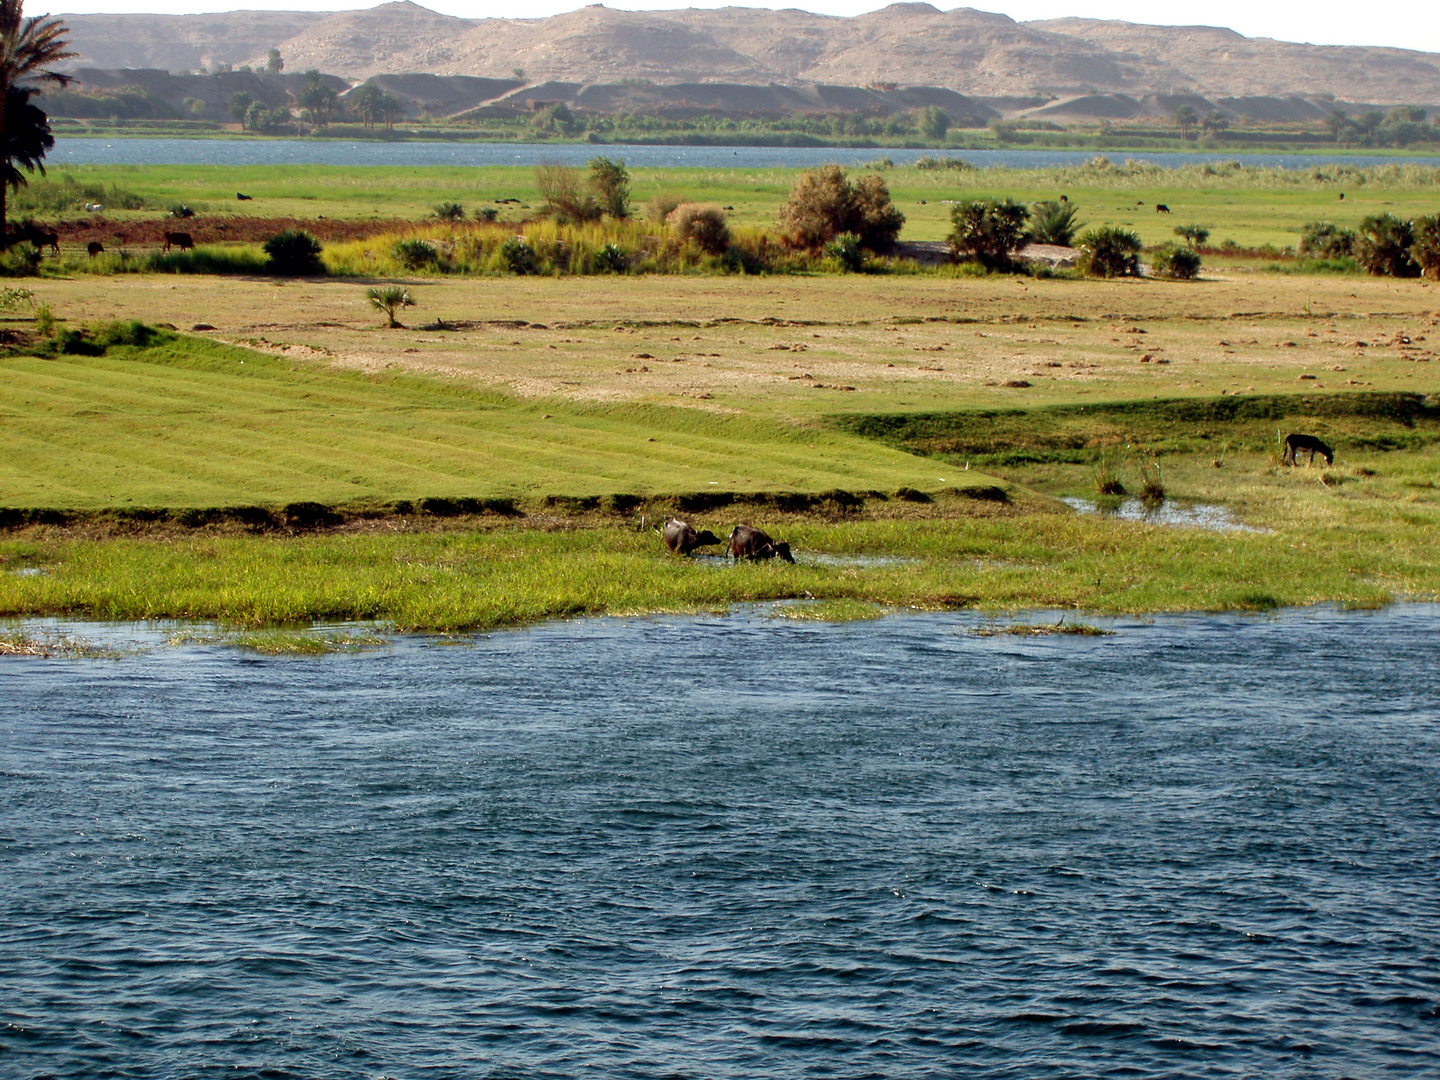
[{"xmin": 48, "ymin": 215, "xmax": 414, "ymax": 250}]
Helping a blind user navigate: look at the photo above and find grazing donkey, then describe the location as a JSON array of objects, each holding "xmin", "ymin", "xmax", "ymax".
[{"xmin": 1283, "ymin": 433, "xmax": 1334, "ymax": 466}]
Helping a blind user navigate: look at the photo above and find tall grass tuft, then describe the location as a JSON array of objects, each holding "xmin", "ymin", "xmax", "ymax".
[
  {"xmin": 1092, "ymin": 449, "xmax": 1126, "ymax": 496},
  {"xmin": 1136, "ymin": 456, "xmax": 1165, "ymax": 502}
]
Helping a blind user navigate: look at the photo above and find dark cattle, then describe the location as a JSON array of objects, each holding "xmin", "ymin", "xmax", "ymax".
[
  {"xmin": 163, "ymin": 231, "xmax": 194, "ymax": 253},
  {"xmin": 729, "ymin": 524, "xmax": 794, "ymax": 563},
  {"xmin": 1283, "ymin": 433, "xmax": 1334, "ymax": 466},
  {"xmin": 663, "ymin": 517, "xmax": 721, "ymax": 556},
  {"xmin": 86, "ymin": 241, "xmax": 104, "ymax": 258},
  {"xmin": 1155, "ymin": 204, "xmax": 1171, "ymax": 213},
  {"xmin": 236, "ymin": 192, "xmax": 253, "ymax": 200},
  {"xmin": 1339, "ymin": 192, "xmax": 1345, "ymax": 200},
  {"xmin": 1059, "ymin": 194, "xmax": 1068, "ymax": 202},
  {"xmin": 16, "ymin": 224, "xmax": 59, "ymax": 253}
]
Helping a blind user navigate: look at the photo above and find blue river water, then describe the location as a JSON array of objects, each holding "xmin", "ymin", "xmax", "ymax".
[
  {"xmin": 49, "ymin": 137, "xmax": 1440, "ymax": 170},
  {"xmin": 3, "ymin": 606, "xmax": 1439, "ymax": 1078}
]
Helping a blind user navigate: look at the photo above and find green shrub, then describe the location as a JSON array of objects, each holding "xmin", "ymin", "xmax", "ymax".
[
  {"xmin": 499, "ymin": 236, "xmax": 536, "ymax": 275},
  {"xmin": 1149, "ymin": 243, "xmax": 1202, "ymax": 280},
  {"xmin": 0, "ymin": 244, "xmax": 43, "ymax": 277},
  {"xmin": 393, "ymin": 238, "xmax": 439, "ymax": 270},
  {"xmin": 1078, "ymin": 227, "xmax": 1142, "ymax": 277},
  {"xmin": 913, "ymin": 156, "xmax": 975, "ymax": 171},
  {"xmin": 168, "ymin": 203, "xmax": 196, "ymax": 219},
  {"xmin": 474, "ymin": 207, "xmax": 499, "ymax": 222},
  {"xmin": 144, "ymin": 247, "xmax": 269, "ymax": 275},
  {"xmin": 0, "ymin": 286, "xmax": 33, "ymax": 310},
  {"xmin": 1299, "ymin": 221, "xmax": 1357, "ymax": 258},
  {"xmin": 593, "ymin": 242, "xmax": 629, "ymax": 273},
  {"xmin": 668, "ymin": 203, "xmax": 731, "ymax": 255},
  {"xmin": 1173, "ymin": 223, "xmax": 1210, "ymax": 248},
  {"xmin": 777, "ymin": 165, "xmax": 904, "ymax": 253},
  {"xmin": 263, "ymin": 229, "xmax": 324, "ymax": 276},
  {"xmin": 434, "ymin": 201, "xmax": 465, "ymax": 221},
  {"xmin": 949, "ymin": 198, "xmax": 1030, "ymax": 268},
  {"xmin": 824, "ymin": 232, "xmax": 865, "ymax": 272},
  {"xmin": 53, "ymin": 320, "xmax": 168, "ymax": 356},
  {"xmin": 1355, "ymin": 213, "xmax": 1419, "ymax": 277},
  {"xmin": 1026, "ymin": 200, "xmax": 1082, "ymax": 247},
  {"xmin": 1414, "ymin": 215, "xmax": 1440, "ymax": 279},
  {"xmin": 588, "ymin": 156, "xmax": 630, "ymax": 219}
]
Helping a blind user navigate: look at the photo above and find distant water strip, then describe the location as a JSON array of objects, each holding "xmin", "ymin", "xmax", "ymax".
[{"xmin": 48, "ymin": 137, "xmax": 1440, "ymax": 170}]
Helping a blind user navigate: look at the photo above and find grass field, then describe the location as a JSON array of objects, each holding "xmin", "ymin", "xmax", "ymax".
[
  {"xmin": 2, "ymin": 242, "xmax": 1439, "ymax": 633},
  {"xmin": 21, "ymin": 160, "xmax": 1440, "ymax": 251}
]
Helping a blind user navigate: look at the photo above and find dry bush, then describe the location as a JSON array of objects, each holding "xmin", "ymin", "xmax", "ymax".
[
  {"xmin": 777, "ymin": 165, "xmax": 904, "ymax": 253},
  {"xmin": 667, "ymin": 203, "xmax": 731, "ymax": 254},
  {"xmin": 535, "ymin": 163, "xmax": 601, "ymax": 222},
  {"xmin": 645, "ymin": 192, "xmax": 683, "ymax": 223}
]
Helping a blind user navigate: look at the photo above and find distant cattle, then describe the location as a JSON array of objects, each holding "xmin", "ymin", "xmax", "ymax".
[
  {"xmin": 1155, "ymin": 204, "xmax": 1171, "ymax": 213},
  {"xmin": 163, "ymin": 231, "xmax": 194, "ymax": 253},
  {"xmin": 663, "ymin": 517, "xmax": 721, "ymax": 556},
  {"xmin": 729, "ymin": 524, "xmax": 794, "ymax": 563},
  {"xmin": 86, "ymin": 241, "xmax": 105, "ymax": 258},
  {"xmin": 236, "ymin": 192, "xmax": 253, "ymax": 200},
  {"xmin": 84, "ymin": 202, "xmax": 103, "ymax": 213}
]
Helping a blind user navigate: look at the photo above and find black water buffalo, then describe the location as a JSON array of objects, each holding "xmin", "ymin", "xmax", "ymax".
[
  {"xmin": 236, "ymin": 192, "xmax": 253, "ymax": 200},
  {"xmin": 1283, "ymin": 433, "xmax": 1334, "ymax": 466},
  {"xmin": 1155, "ymin": 204, "xmax": 1171, "ymax": 213},
  {"xmin": 163, "ymin": 231, "xmax": 194, "ymax": 253},
  {"xmin": 663, "ymin": 517, "xmax": 722, "ymax": 556},
  {"xmin": 86, "ymin": 241, "xmax": 105, "ymax": 257},
  {"xmin": 729, "ymin": 524, "xmax": 794, "ymax": 563}
]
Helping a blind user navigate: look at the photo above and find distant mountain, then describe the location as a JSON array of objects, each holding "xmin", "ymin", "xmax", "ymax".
[{"xmin": 55, "ymin": 2, "xmax": 1440, "ymax": 105}]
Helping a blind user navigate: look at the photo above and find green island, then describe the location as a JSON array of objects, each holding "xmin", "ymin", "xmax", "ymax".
[{"xmin": 2, "ymin": 157, "xmax": 1439, "ymax": 648}]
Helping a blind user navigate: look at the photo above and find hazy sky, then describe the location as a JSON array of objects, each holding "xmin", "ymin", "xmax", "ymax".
[{"xmin": 47, "ymin": 0, "xmax": 1440, "ymax": 54}]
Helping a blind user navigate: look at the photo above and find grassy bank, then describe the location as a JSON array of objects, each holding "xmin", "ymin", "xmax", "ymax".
[{"xmin": 2, "ymin": 507, "xmax": 1433, "ymax": 631}]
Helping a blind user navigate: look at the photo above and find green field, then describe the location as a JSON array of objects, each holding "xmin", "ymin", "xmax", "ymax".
[{"xmin": 23, "ymin": 159, "xmax": 1440, "ymax": 250}]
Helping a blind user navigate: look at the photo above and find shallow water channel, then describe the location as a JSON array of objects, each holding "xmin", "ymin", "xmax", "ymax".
[{"xmin": 3, "ymin": 607, "xmax": 1438, "ymax": 1077}]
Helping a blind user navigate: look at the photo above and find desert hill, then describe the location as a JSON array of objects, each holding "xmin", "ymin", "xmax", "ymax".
[{"xmin": 55, "ymin": 2, "xmax": 1440, "ymax": 105}]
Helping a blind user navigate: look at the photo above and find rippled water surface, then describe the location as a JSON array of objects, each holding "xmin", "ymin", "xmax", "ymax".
[
  {"xmin": 50, "ymin": 137, "xmax": 1440, "ymax": 170},
  {"xmin": 3, "ymin": 608, "xmax": 1439, "ymax": 1078}
]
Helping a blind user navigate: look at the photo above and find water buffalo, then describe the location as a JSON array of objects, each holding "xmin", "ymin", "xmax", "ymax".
[
  {"xmin": 1283, "ymin": 433, "xmax": 1334, "ymax": 466},
  {"xmin": 1155, "ymin": 204, "xmax": 1171, "ymax": 213},
  {"xmin": 663, "ymin": 517, "xmax": 721, "ymax": 556},
  {"xmin": 236, "ymin": 192, "xmax": 253, "ymax": 200},
  {"xmin": 729, "ymin": 524, "xmax": 794, "ymax": 563},
  {"xmin": 163, "ymin": 231, "xmax": 194, "ymax": 253},
  {"xmin": 86, "ymin": 241, "xmax": 104, "ymax": 258}
]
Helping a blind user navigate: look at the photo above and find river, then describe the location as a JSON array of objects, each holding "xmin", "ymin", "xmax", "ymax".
[
  {"xmin": 3, "ymin": 606, "xmax": 1438, "ymax": 1077},
  {"xmin": 49, "ymin": 137, "xmax": 1440, "ymax": 170}
]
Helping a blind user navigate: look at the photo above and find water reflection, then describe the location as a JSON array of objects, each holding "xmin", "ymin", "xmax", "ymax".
[{"xmin": 1061, "ymin": 495, "xmax": 1267, "ymax": 531}]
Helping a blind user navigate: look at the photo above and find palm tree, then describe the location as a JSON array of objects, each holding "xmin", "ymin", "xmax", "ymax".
[
  {"xmin": 366, "ymin": 285, "xmax": 414, "ymax": 328},
  {"xmin": 0, "ymin": 0, "xmax": 74, "ymax": 246}
]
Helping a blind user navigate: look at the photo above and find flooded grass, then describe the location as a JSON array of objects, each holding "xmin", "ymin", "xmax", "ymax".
[{"xmin": 0, "ymin": 629, "xmax": 127, "ymax": 659}]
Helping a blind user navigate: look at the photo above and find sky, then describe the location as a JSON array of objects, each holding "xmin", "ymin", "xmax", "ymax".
[{"xmin": 46, "ymin": 0, "xmax": 1440, "ymax": 55}]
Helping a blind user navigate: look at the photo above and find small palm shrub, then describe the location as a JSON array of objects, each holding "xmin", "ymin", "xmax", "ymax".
[
  {"xmin": 668, "ymin": 203, "xmax": 731, "ymax": 255},
  {"xmin": 824, "ymin": 232, "xmax": 865, "ymax": 272},
  {"xmin": 263, "ymin": 229, "xmax": 324, "ymax": 275},
  {"xmin": 1149, "ymin": 243, "xmax": 1202, "ymax": 280},
  {"xmin": 1077, "ymin": 227, "xmax": 1142, "ymax": 278},
  {"xmin": 1413, "ymin": 215, "xmax": 1440, "ymax": 279},
  {"xmin": 1299, "ymin": 221, "xmax": 1356, "ymax": 258},
  {"xmin": 949, "ymin": 198, "xmax": 1029, "ymax": 268},
  {"xmin": 365, "ymin": 285, "xmax": 414, "ymax": 328},
  {"xmin": 499, "ymin": 236, "xmax": 536, "ymax": 275},
  {"xmin": 1026, "ymin": 200, "xmax": 1082, "ymax": 246},
  {"xmin": 393, "ymin": 238, "xmax": 439, "ymax": 270},
  {"xmin": 474, "ymin": 207, "xmax": 499, "ymax": 222},
  {"xmin": 593, "ymin": 242, "xmax": 629, "ymax": 273},
  {"xmin": 1355, "ymin": 213, "xmax": 1419, "ymax": 277},
  {"xmin": 434, "ymin": 201, "xmax": 465, "ymax": 221},
  {"xmin": 1173, "ymin": 223, "xmax": 1210, "ymax": 248}
]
